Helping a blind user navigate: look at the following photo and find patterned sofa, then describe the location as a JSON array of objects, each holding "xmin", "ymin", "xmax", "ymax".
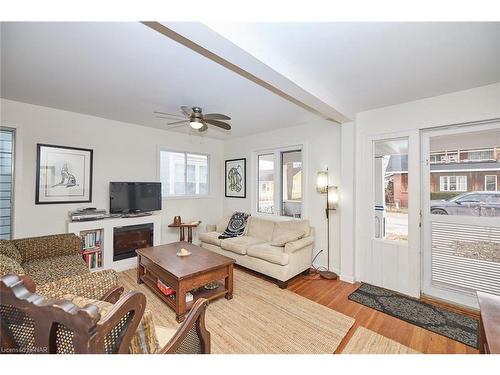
[{"xmin": 0, "ymin": 233, "xmax": 118, "ymax": 300}]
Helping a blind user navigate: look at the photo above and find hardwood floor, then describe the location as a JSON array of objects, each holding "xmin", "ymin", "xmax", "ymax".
[
  {"xmin": 231, "ymin": 265, "xmax": 477, "ymax": 354},
  {"xmin": 285, "ymin": 270, "xmax": 479, "ymax": 354}
]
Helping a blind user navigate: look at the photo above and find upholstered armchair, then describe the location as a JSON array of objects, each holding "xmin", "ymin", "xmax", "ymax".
[{"xmin": 0, "ymin": 274, "xmax": 211, "ymax": 354}]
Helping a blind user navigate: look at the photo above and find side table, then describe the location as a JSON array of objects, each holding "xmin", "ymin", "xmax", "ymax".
[{"xmin": 168, "ymin": 221, "xmax": 201, "ymax": 243}]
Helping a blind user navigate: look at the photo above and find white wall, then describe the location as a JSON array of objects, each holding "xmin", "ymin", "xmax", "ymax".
[
  {"xmin": 1, "ymin": 99, "xmax": 224, "ymax": 244},
  {"xmin": 354, "ymin": 82, "xmax": 500, "ymax": 283},
  {"xmin": 340, "ymin": 122, "xmax": 356, "ymax": 282},
  {"xmin": 223, "ymin": 120, "xmax": 343, "ymax": 273}
]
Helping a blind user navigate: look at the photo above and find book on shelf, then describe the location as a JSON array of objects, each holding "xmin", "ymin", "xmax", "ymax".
[
  {"xmin": 79, "ymin": 229, "xmax": 103, "ymax": 270},
  {"xmin": 157, "ymin": 279, "xmax": 175, "ymax": 296},
  {"xmin": 80, "ymin": 230, "xmax": 102, "ymax": 251},
  {"xmin": 84, "ymin": 251, "xmax": 102, "ymax": 270},
  {"xmin": 157, "ymin": 279, "xmax": 194, "ymax": 302}
]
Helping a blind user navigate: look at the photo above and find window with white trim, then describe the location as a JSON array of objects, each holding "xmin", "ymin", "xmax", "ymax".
[
  {"xmin": 159, "ymin": 150, "xmax": 209, "ymax": 197},
  {"xmin": 439, "ymin": 175, "xmax": 467, "ymax": 192},
  {"xmin": 256, "ymin": 146, "xmax": 303, "ymax": 218},
  {"xmin": 485, "ymin": 175, "xmax": 498, "ymax": 191}
]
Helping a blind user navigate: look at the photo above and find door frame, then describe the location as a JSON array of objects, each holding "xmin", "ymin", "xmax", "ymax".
[
  {"xmin": 365, "ymin": 130, "xmax": 421, "ymax": 297},
  {"xmin": 420, "ymin": 120, "xmax": 500, "ymax": 308}
]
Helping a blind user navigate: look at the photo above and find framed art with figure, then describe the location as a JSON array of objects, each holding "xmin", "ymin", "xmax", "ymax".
[
  {"xmin": 225, "ymin": 158, "xmax": 246, "ymax": 198},
  {"xmin": 35, "ymin": 144, "xmax": 93, "ymax": 204}
]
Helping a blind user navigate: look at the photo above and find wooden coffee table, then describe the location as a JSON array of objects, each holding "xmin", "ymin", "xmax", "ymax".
[{"xmin": 136, "ymin": 241, "xmax": 235, "ymax": 322}]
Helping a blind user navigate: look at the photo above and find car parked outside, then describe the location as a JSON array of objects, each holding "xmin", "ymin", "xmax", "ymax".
[{"xmin": 430, "ymin": 191, "xmax": 500, "ymax": 216}]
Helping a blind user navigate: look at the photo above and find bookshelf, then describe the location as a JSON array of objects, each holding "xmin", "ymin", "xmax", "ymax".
[{"xmin": 79, "ymin": 229, "xmax": 104, "ymax": 271}]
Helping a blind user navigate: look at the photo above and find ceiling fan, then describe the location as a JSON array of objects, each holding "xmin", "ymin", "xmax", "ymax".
[{"xmin": 154, "ymin": 106, "xmax": 231, "ymax": 132}]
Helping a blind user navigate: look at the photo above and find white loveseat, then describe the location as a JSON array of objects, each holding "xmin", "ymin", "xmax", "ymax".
[{"xmin": 200, "ymin": 215, "xmax": 314, "ymax": 288}]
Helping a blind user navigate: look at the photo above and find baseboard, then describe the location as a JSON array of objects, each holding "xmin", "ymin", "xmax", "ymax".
[{"xmin": 340, "ymin": 274, "xmax": 355, "ymax": 283}]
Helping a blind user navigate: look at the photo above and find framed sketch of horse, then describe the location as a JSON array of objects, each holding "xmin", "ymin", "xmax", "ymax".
[
  {"xmin": 35, "ymin": 144, "xmax": 93, "ymax": 204},
  {"xmin": 225, "ymin": 158, "xmax": 246, "ymax": 198}
]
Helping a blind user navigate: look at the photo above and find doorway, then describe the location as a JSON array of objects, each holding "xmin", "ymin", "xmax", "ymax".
[{"xmin": 421, "ymin": 122, "xmax": 500, "ymax": 308}]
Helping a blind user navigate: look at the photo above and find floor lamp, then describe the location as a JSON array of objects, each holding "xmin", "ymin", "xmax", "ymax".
[{"xmin": 316, "ymin": 168, "xmax": 339, "ymax": 280}]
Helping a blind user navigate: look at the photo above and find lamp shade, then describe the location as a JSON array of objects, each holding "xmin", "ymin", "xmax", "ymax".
[
  {"xmin": 316, "ymin": 171, "xmax": 328, "ymax": 193},
  {"xmin": 189, "ymin": 118, "xmax": 204, "ymax": 129},
  {"xmin": 327, "ymin": 185, "xmax": 339, "ymax": 210}
]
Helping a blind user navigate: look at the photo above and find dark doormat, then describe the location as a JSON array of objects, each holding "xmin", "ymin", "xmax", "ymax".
[{"xmin": 348, "ymin": 283, "xmax": 479, "ymax": 348}]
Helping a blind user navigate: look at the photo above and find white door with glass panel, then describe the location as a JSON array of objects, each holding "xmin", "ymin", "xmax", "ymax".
[
  {"xmin": 368, "ymin": 134, "xmax": 420, "ymax": 297},
  {"xmin": 421, "ymin": 123, "xmax": 500, "ymax": 308}
]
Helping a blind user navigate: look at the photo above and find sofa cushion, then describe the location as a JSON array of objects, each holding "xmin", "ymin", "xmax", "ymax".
[
  {"xmin": 36, "ymin": 269, "xmax": 119, "ymax": 300},
  {"xmin": 0, "ymin": 253, "xmax": 25, "ymax": 276},
  {"xmin": 23, "ymin": 254, "xmax": 88, "ymax": 285},
  {"xmin": 246, "ymin": 217, "xmax": 276, "ymax": 242},
  {"xmin": 247, "ymin": 243, "xmax": 289, "ymax": 266},
  {"xmin": 220, "ymin": 236, "xmax": 264, "ymax": 255},
  {"xmin": 270, "ymin": 230, "xmax": 305, "ymax": 247},
  {"xmin": 216, "ymin": 215, "xmax": 232, "ymax": 232},
  {"xmin": 199, "ymin": 231, "xmax": 222, "ymax": 246},
  {"xmin": 155, "ymin": 325, "xmax": 177, "ymax": 350},
  {"xmin": 284, "ymin": 236, "xmax": 314, "ymax": 253},
  {"xmin": 0, "ymin": 240, "xmax": 22, "ymax": 264},
  {"xmin": 13, "ymin": 233, "xmax": 81, "ymax": 262},
  {"xmin": 273, "ymin": 220, "xmax": 311, "ymax": 239}
]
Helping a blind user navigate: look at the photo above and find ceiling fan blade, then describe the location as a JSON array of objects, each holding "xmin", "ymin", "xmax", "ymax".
[
  {"xmin": 155, "ymin": 115, "xmax": 183, "ymax": 120},
  {"xmin": 181, "ymin": 106, "xmax": 192, "ymax": 117},
  {"xmin": 204, "ymin": 113, "xmax": 231, "ymax": 120},
  {"xmin": 168, "ymin": 120, "xmax": 189, "ymax": 126},
  {"xmin": 205, "ymin": 119, "xmax": 231, "ymax": 130},
  {"xmin": 198, "ymin": 123, "xmax": 208, "ymax": 132},
  {"xmin": 153, "ymin": 111, "xmax": 185, "ymax": 119},
  {"xmin": 166, "ymin": 123, "xmax": 188, "ymax": 129}
]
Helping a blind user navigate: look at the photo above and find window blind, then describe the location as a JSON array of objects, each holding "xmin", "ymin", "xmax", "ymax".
[
  {"xmin": 431, "ymin": 221, "xmax": 500, "ymax": 296},
  {"xmin": 0, "ymin": 129, "xmax": 14, "ymax": 240}
]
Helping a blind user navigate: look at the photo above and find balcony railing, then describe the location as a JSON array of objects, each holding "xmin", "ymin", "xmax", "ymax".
[{"xmin": 430, "ymin": 147, "xmax": 499, "ymax": 164}]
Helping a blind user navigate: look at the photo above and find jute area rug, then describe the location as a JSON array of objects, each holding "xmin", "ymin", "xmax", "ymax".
[
  {"xmin": 119, "ymin": 268, "xmax": 354, "ymax": 354},
  {"xmin": 342, "ymin": 327, "xmax": 420, "ymax": 354}
]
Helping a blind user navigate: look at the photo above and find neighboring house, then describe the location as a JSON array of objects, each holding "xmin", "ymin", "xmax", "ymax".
[
  {"xmin": 385, "ymin": 155, "xmax": 409, "ymax": 208},
  {"xmin": 386, "ymin": 146, "xmax": 500, "ymax": 207},
  {"xmin": 429, "ymin": 147, "xmax": 500, "ymax": 196}
]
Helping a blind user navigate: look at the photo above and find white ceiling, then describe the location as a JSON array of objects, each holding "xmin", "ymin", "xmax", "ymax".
[
  {"xmin": 2, "ymin": 22, "xmax": 499, "ymax": 138},
  {"xmin": 207, "ymin": 22, "xmax": 500, "ymax": 117},
  {"xmin": 0, "ymin": 22, "xmax": 320, "ymax": 139}
]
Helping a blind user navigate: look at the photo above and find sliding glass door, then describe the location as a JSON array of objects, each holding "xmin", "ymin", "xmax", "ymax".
[
  {"xmin": 0, "ymin": 128, "xmax": 15, "ymax": 240},
  {"xmin": 421, "ymin": 122, "xmax": 500, "ymax": 308}
]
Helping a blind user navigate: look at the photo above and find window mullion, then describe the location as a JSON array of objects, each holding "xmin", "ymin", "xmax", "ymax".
[
  {"xmin": 184, "ymin": 152, "xmax": 188, "ymax": 194},
  {"xmin": 275, "ymin": 150, "xmax": 281, "ymax": 217}
]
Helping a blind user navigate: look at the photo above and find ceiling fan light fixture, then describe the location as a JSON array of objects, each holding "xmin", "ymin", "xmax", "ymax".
[{"xmin": 189, "ymin": 118, "xmax": 204, "ymax": 130}]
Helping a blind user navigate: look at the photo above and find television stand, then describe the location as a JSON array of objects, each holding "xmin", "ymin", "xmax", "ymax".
[{"xmin": 122, "ymin": 212, "xmax": 153, "ymax": 218}]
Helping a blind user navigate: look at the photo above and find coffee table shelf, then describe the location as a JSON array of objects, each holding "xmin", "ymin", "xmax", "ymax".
[
  {"xmin": 140, "ymin": 272, "xmax": 227, "ymax": 312},
  {"xmin": 136, "ymin": 242, "xmax": 234, "ymax": 322}
]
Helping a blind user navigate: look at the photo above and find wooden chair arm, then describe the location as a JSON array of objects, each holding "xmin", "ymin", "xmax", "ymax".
[
  {"xmin": 19, "ymin": 274, "xmax": 36, "ymax": 293},
  {"xmin": 94, "ymin": 290, "xmax": 146, "ymax": 353},
  {"xmin": 99, "ymin": 286, "xmax": 124, "ymax": 303},
  {"xmin": 158, "ymin": 298, "xmax": 211, "ymax": 354}
]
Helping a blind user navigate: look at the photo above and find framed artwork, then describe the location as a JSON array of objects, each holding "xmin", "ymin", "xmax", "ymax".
[
  {"xmin": 35, "ymin": 144, "xmax": 93, "ymax": 204},
  {"xmin": 225, "ymin": 158, "xmax": 246, "ymax": 198}
]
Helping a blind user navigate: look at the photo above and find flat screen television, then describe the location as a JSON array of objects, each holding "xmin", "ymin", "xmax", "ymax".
[{"xmin": 110, "ymin": 182, "xmax": 162, "ymax": 214}]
